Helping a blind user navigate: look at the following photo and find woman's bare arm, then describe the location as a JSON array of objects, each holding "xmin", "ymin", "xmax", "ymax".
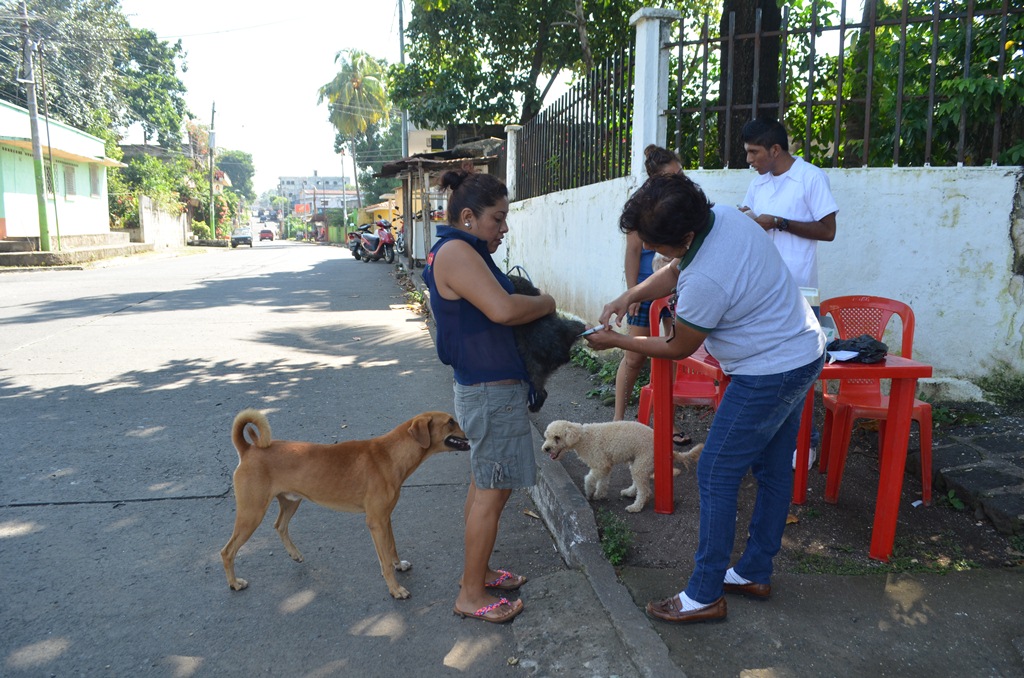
[{"xmin": 433, "ymin": 240, "xmax": 555, "ymax": 325}]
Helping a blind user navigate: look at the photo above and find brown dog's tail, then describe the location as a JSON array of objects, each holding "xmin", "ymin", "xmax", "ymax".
[{"xmin": 232, "ymin": 409, "xmax": 272, "ymax": 456}]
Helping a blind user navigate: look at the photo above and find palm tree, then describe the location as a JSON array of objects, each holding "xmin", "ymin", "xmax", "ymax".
[{"xmin": 318, "ymin": 49, "xmax": 391, "ymax": 210}]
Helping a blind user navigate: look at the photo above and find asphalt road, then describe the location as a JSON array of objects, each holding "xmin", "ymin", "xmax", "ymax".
[{"xmin": 0, "ymin": 243, "xmax": 634, "ymax": 677}]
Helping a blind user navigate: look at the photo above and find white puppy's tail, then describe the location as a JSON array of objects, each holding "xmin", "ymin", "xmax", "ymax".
[
  {"xmin": 232, "ymin": 409, "xmax": 272, "ymax": 455},
  {"xmin": 672, "ymin": 443, "xmax": 703, "ymax": 471},
  {"xmin": 651, "ymin": 443, "xmax": 704, "ymax": 479}
]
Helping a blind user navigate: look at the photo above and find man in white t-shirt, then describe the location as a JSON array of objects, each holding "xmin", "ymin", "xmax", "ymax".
[{"xmin": 739, "ymin": 116, "xmax": 838, "ymax": 469}]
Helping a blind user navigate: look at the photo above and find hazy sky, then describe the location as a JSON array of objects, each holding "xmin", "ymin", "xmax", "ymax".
[{"xmin": 119, "ymin": 0, "xmax": 409, "ymax": 195}]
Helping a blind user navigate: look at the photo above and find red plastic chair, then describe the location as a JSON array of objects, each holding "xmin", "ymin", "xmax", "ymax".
[
  {"xmin": 636, "ymin": 296, "xmax": 724, "ymax": 426},
  {"xmin": 820, "ymin": 296, "xmax": 933, "ymax": 504}
]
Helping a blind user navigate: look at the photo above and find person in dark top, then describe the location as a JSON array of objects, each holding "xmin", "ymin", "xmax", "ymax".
[{"xmin": 423, "ymin": 169, "xmax": 555, "ymax": 624}]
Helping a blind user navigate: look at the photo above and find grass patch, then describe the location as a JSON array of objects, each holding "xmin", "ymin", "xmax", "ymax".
[
  {"xmin": 570, "ymin": 344, "xmax": 602, "ymax": 374},
  {"xmin": 569, "ymin": 344, "xmax": 651, "ymax": 407},
  {"xmin": 937, "ymin": 489, "xmax": 967, "ymax": 511},
  {"xmin": 596, "ymin": 509, "xmax": 633, "ymax": 566},
  {"xmin": 791, "ymin": 533, "xmax": 979, "ymax": 575},
  {"xmin": 932, "ymin": 405, "xmax": 988, "ymax": 427},
  {"xmin": 977, "ymin": 361, "xmax": 1024, "ymax": 413}
]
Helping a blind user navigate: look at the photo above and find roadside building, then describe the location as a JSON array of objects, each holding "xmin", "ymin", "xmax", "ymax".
[{"xmin": 0, "ymin": 99, "xmax": 123, "ymax": 242}]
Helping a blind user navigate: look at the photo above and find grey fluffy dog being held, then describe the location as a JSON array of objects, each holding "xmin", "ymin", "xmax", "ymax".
[{"xmin": 508, "ymin": 274, "xmax": 585, "ymax": 411}]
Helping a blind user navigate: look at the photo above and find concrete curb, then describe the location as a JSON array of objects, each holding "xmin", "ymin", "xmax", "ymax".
[
  {"xmin": 528, "ymin": 427, "xmax": 685, "ymax": 678},
  {"xmin": 0, "ymin": 242, "xmax": 155, "ymax": 266}
]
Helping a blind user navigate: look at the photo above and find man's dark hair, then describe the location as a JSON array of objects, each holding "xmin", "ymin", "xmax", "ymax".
[
  {"xmin": 619, "ymin": 173, "xmax": 713, "ymax": 246},
  {"xmin": 741, "ymin": 116, "xmax": 790, "ymax": 152}
]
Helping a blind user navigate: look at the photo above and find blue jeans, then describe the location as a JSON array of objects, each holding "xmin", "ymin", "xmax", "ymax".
[{"xmin": 685, "ymin": 352, "xmax": 825, "ymax": 604}]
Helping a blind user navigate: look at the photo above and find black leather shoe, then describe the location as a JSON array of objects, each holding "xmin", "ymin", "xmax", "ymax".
[
  {"xmin": 645, "ymin": 595, "xmax": 726, "ymax": 623},
  {"xmin": 723, "ymin": 581, "xmax": 771, "ymax": 600}
]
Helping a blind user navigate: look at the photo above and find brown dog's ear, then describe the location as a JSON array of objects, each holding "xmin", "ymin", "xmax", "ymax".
[{"xmin": 409, "ymin": 416, "xmax": 432, "ymax": 449}]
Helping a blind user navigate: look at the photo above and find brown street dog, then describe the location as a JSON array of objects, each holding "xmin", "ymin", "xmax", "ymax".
[{"xmin": 221, "ymin": 409, "xmax": 469, "ymax": 599}]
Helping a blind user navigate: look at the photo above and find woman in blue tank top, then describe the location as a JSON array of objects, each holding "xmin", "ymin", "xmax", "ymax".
[{"xmin": 424, "ymin": 170, "xmax": 555, "ymax": 624}]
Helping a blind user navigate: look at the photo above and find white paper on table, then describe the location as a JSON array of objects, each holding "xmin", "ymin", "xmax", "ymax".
[{"xmin": 826, "ymin": 350, "xmax": 860, "ymax": 363}]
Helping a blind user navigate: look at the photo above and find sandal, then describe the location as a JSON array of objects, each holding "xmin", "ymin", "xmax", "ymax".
[
  {"xmin": 453, "ymin": 597, "xmax": 524, "ymax": 624},
  {"xmin": 673, "ymin": 432, "xmax": 692, "ymax": 447},
  {"xmin": 485, "ymin": 569, "xmax": 527, "ymax": 591}
]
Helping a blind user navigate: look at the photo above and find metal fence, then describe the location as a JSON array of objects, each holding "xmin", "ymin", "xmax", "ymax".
[
  {"xmin": 669, "ymin": 1, "xmax": 1024, "ymax": 169},
  {"xmin": 513, "ymin": 44, "xmax": 635, "ymax": 201}
]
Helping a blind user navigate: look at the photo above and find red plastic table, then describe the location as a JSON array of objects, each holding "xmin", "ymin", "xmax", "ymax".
[{"xmin": 651, "ymin": 349, "xmax": 932, "ymax": 562}]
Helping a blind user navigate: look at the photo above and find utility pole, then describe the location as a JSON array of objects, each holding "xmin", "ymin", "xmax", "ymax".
[
  {"xmin": 209, "ymin": 103, "xmax": 216, "ymax": 239},
  {"xmin": 340, "ymin": 148, "xmax": 348, "ymax": 229},
  {"xmin": 20, "ymin": 0, "xmax": 50, "ymax": 251},
  {"xmin": 398, "ymin": 0, "xmax": 409, "ymax": 158}
]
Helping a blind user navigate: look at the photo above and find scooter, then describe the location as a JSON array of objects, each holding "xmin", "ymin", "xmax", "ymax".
[
  {"xmin": 347, "ymin": 225, "xmax": 370, "ymax": 259},
  {"xmin": 359, "ymin": 220, "xmax": 396, "ymax": 263}
]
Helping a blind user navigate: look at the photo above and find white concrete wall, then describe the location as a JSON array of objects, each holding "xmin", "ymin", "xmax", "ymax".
[
  {"xmin": 501, "ymin": 166, "xmax": 1024, "ymax": 384},
  {"xmin": 138, "ymin": 195, "xmax": 188, "ymax": 249}
]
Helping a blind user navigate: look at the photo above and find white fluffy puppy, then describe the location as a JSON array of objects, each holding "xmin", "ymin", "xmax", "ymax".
[{"xmin": 542, "ymin": 420, "xmax": 702, "ymax": 512}]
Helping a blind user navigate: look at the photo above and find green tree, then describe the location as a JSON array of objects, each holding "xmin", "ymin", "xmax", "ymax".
[
  {"xmin": 841, "ymin": 0, "xmax": 1024, "ymax": 167},
  {"xmin": 318, "ymin": 49, "xmax": 391, "ymax": 208},
  {"xmin": 0, "ymin": 0, "xmax": 127, "ymax": 132},
  {"xmin": 217, "ymin": 149, "xmax": 256, "ymax": 202},
  {"xmin": 0, "ymin": 0, "xmax": 189, "ymax": 147},
  {"xmin": 116, "ymin": 27, "xmax": 188, "ymax": 148},
  {"xmin": 389, "ymin": 0, "xmax": 646, "ymax": 128},
  {"xmin": 337, "ymin": 117, "xmax": 402, "ymax": 207}
]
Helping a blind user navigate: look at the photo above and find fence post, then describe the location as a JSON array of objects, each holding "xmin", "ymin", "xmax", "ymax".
[
  {"xmin": 629, "ymin": 7, "xmax": 679, "ymax": 179},
  {"xmin": 504, "ymin": 124, "xmax": 523, "ymax": 201}
]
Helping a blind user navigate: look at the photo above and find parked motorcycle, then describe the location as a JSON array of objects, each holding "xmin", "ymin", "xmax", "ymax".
[
  {"xmin": 395, "ymin": 221, "xmax": 406, "ymax": 257},
  {"xmin": 359, "ymin": 220, "xmax": 396, "ymax": 264},
  {"xmin": 347, "ymin": 225, "xmax": 370, "ymax": 260}
]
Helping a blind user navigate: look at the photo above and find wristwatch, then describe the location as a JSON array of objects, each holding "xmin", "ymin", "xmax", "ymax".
[{"xmin": 778, "ymin": 217, "xmax": 790, "ymax": 231}]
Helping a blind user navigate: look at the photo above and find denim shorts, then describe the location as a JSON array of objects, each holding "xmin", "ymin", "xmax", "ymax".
[{"xmin": 454, "ymin": 381, "xmax": 536, "ymax": 489}]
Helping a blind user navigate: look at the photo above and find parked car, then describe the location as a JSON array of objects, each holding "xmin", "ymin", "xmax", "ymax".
[
  {"xmin": 231, "ymin": 228, "xmax": 253, "ymax": 248},
  {"xmin": 259, "ymin": 229, "xmax": 274, "ymax": 241}
]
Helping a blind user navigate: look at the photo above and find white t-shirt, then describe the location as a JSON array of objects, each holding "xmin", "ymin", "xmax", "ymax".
[
  {"xmin": 742, "ymin": 156, "xmax": 838, "ymax": 288},
  {"xmin": 675, "ymin": 204, "xmax": 825, "ymax": 376}
]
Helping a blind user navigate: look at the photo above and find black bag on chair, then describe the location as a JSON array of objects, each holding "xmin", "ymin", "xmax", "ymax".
[{"xmin": 827, "ymin": 335, "xmax": 888, "ymax": 363}]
